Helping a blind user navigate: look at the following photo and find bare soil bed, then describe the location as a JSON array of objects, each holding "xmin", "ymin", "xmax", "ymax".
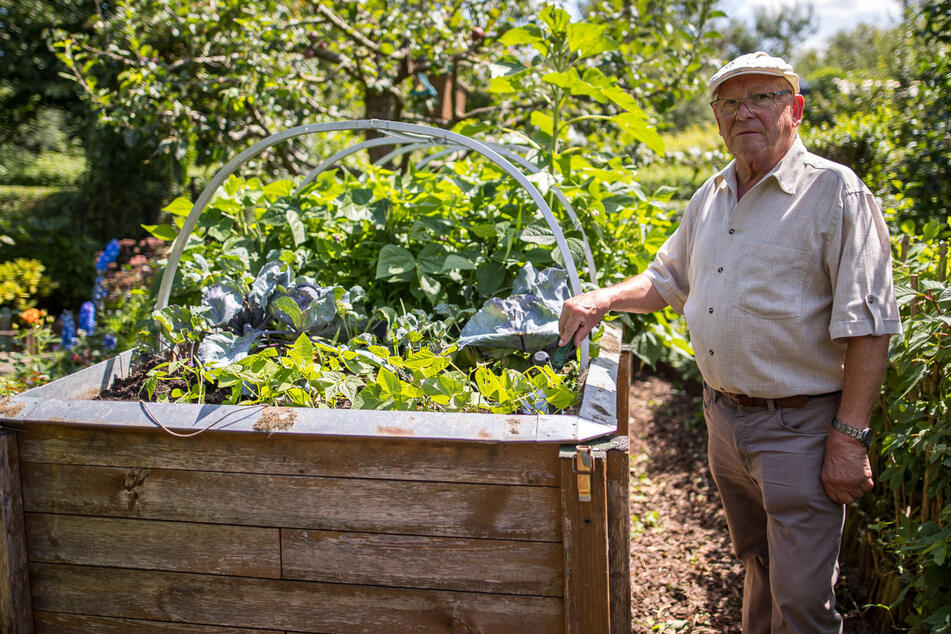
[{"xmin": 626, "ymin": 369, "xmax": 874, "ymax": 633}]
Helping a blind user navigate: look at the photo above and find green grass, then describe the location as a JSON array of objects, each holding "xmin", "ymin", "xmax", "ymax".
[{"xmin": 0, "ymin": 149, "xmax": 86, "ymax": 188}]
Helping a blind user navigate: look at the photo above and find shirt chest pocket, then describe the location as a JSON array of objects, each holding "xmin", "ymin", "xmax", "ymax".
[{"xmin": 735, "ymin": 242, "xmax": 813, "ymax": 320}]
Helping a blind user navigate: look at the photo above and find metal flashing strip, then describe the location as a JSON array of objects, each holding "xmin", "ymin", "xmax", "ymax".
[{"xmin": 6, "ymin": 328, "xmax": 619, "ymax": 444}]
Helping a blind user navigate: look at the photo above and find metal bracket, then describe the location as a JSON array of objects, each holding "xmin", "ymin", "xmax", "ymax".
[{"xmin": 572, "ymin": 445, "xmax": 593, "ymax": 502}]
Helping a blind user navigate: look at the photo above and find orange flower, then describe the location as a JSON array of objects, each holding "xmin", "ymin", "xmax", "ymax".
[{"xmin": 20, "ymin": 308, "xmax": 43, "ymax": 325}]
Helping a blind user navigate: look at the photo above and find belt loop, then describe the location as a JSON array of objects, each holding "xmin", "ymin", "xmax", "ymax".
[{"xmin": 766, "ymin": 398, "xmax": 776, "ymax": 413}]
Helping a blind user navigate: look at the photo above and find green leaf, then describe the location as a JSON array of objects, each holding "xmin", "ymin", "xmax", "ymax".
[
  {"xmin": 489, "ymin": 74, "xmax": 520, "ymax": 94},
  {"xmin": 271, "ymin": 295, "xmax": 303, "ymax": 331},
  {"xmin": 612, "ymin": 111, "xmax": 665, "ymax": 155},
  {"xmin": 290, "ymin": 332, "xmax": 313, "ymax": 365},
  {"xmin": 162, "ymin": 197, "xmax": 194, "ymax": 217},
  {"xmin": 376, "ymin": 367, "xmax": 402, "ymax": 396},
  {"xmin": 416, "ymin": 243, "xmax": 450, "ymax": 275},
  {"xmin": 499, "ymin": 26, "xmax": 543, "ymax": 47},
  {"xmin": 418, "ymin": 272, "xmax": 442, "ymax": 303},
  {"xmin": 531, "ymin": 111, "xmax": 555, "ymax": 137},
  {"xmin": 375, "ymin": 244, "xmax": 416, "ymax": 281},
  {"xmin": 566, "ymin": 22, "xmax": 617, "ymax": 58},
  {"xmin": 542, "ymin": 69, "xmax": 583, "ymax": 91},
  {"xmin": 539, "ymin": 5, "xmax": 570, "ymax": 34},
  {"xmin": 441, "ymin": 254, "xmax": 476, "ymax": 273},
  {"xmin": 142, "ymin": 224, "xmax": 179, "ymax": 241},
  {"xmin": 285, "ymin": 208, "xmax": 306, "ymax": 247}
]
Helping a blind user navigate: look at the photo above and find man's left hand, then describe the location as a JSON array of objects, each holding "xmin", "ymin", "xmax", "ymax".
[{"xmin": 821, "ymin": 430, "xmax": 874, "ymax": 504}]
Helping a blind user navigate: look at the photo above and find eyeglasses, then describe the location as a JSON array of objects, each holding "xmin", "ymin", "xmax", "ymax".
[{"xmin": 710, "ymin": 90, "xmax": 792, "ymax": 115}]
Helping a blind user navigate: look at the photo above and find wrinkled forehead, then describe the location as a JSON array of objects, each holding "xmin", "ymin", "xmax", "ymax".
[{"xmin": 714, "ymin": 74, "xmax": 794, "ymax": 98}]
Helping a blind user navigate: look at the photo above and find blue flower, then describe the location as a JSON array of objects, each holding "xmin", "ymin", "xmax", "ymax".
[
  {"xmin": 103, "ymin": 333, "xmax": 117, "ymax": 351},
  {"xmin": 60, "ymin": 311, "xmax": 77, "ymax": 349},
  {"xmin": 79, "ymin": 301, "xmax": 96, "ymax": 334},
  {"xmin": 95, "ymin": 238, "xmax": 121, "ymax": 272}
]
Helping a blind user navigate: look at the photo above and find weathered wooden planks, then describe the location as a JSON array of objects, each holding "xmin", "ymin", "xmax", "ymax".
[
  {"xmin": 35, "ymin": 612, "xmax": 282, "ymax": 633},
  {"xmin": 25, "ymin": 513, "xmax": 281, "ymax": 578},
  {"xmin": 21, "ymin": 462, "xmax": 561, "ymax": 541},
  {"xmin": 31, "ymin": 563, "xmax": 564, "ymax": 634},
  {"xmin": 1, "ymin": 429, "xmax": 32, "ymax": 633},
  {"xmin": 282, "ymin": 529, "xmax": 563, "ymax": 596},
  {"xmin": 17, "ymin": 423, "xmax": 561, "ymax": 485}
]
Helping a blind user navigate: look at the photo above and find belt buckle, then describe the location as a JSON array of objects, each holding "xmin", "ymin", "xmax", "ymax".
[{"xmin": 723, "ymin": 391, "xmax": 744, "ymax": 407}]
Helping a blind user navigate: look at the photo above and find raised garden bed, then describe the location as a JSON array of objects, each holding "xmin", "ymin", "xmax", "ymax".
[{"xmin": 1, "ymin": 324, "xmax": 631, "ymax": 633}]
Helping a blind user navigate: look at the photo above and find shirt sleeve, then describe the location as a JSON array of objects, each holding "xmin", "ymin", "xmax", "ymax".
[
  {"xmin": 826, "ymin": 185, "xmax": 903, "ymax": 342},
  {"xmin": 644, "ymin": 191, "xmax": 701, "ymax": 315}
]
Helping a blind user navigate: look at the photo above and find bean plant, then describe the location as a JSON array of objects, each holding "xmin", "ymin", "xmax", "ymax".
[{"xmin": 859, "ymin": 221, "xmax": 951, "ymax": 630}]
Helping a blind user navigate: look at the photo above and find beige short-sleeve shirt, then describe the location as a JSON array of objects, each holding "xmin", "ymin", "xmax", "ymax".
[{"xmin": 646, "ymin": 137, "xmax": 902, "ymax": 398}]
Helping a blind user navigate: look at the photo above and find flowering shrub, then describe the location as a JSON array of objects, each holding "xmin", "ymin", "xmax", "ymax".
[
  {"xmin": 0, "ymin": 258, "xmax": 56, "ymax": 311},
  {"xmin": 0, "ymin": 236, "xmax": 163, "ymax": 394}
]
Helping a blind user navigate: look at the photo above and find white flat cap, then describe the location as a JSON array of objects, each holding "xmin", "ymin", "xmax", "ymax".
[{"xmin": 709, "ymin": 51, "xmax": 800, "ymax": 97}]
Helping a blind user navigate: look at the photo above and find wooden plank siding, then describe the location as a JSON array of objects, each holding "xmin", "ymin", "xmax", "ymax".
[
  {"xmin": 14, "ymin": 418, "xmax": 630, "ymax": 632},
  {"xmin": 30, "ymin": 564, "xmax": 564, "ymax": 633},
  {"xmin": 25, "ymin": 514, "xmax": 282, "ymax": 578},
  {"xmin": 17, "ymin": 423, "xmax": 561, "ymax": 486},
  {"xmin": 281, "ymin": 529, "xmax": 563, "ymax": 596},
  {"xmin": 35, "ymin": 612, "xmax": 283, "ymax": 633},
  {"xmin": 20, "ymin": 462, "xmax": 561, "ymax": 541}
]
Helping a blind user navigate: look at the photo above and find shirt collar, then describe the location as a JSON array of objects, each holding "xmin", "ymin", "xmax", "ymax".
[{"xmin": 713, "ymin": 136, "xmax": 806, "ymax": 196}]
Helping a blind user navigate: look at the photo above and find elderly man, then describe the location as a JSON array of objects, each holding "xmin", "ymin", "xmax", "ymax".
[{"xmin": 558, "ymin": 52, "xmax": 901, "ymax": 632}]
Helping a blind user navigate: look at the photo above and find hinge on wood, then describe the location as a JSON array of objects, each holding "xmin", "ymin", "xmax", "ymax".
[{"xmin": 572, "ymin": 445, "xmax": 593, "ymax": 502}]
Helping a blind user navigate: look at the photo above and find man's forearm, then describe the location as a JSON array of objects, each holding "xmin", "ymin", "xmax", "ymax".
[
  {"xmin": 835, "ymin": 334, "xmax": 891, "ymax": 429},
  {"xmin": 558, "ymin": 273, "xmax": 668, "ymax": 346}
]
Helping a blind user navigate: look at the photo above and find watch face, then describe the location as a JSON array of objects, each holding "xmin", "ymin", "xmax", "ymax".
[{"xmin": 861, "ymin": 428, "xmax": 874, "ymax": 446}]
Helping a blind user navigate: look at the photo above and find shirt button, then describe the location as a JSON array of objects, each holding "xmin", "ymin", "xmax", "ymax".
[
  {"xmin": 867, "ymin": 294, "xmax": 877, "ymax": 304},
  {"xmin": 728, "ymin": 228, "xmax": 735, "ymax": 235},
  {"xmin": 708, "ymin": 349, "xmax": 715, "ymax": 356},
  {"xmin": 708, "ymin": 307, "xmax": 714, "ymax": 314},
  {"xmin": 717, "ymin": 267, "xmax": 723, "ymax": 273}
]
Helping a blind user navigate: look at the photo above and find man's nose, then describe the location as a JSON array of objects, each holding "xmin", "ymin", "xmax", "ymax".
[{"xmin": 735, "ymin": 99, "xmax": 756, "ymax": 118}]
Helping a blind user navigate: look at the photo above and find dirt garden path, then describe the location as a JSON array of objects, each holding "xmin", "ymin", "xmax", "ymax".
[{"xmin": 625, "ymin": 370, "xmax": 874, "ymax": 633}]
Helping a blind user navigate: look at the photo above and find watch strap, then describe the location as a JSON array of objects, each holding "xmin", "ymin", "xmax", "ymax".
[{"xmin": 832, "ymin": 417, "xmax": 872, "ymax": 447}]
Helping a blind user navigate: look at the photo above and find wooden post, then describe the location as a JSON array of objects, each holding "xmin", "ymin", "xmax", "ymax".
[
  {"xmin": 561, "ymin": 446, "xmax": 610, "ymax": 633},
  {"xmin": 616, "ymin": 346, "xmax": 633, "ymax": 438},
  {"xmin": 605, "ymin": 438, "xmax": 631, "ymax": 633},
  {"xmin": 1, "ymin": 428, "xmax": 33, "ymax": 633}
]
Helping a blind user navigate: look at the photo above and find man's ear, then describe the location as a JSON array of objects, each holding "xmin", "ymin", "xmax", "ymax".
[{"xmin": 792, "ymin": 94, "xmax": 805, "ymax": 124}]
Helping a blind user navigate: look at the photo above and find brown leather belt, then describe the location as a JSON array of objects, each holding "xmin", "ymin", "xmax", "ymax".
[{"xmin": 716, "ymin": 390, "xmax": 839, "ymax": 409}]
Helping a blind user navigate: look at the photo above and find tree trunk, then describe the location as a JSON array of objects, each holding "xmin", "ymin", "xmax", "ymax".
[{"xmin": 363, "ymin": 88, "xmax": 403, "ymax": 167}]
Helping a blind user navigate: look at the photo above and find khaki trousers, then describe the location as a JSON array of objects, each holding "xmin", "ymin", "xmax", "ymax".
[{"xmin": 702, "ymin": 383, "xmax": 845, "ymax": 634}]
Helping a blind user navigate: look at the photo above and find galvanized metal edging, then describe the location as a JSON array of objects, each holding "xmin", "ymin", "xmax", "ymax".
[{"xmin": 3, "ymin": 327, "xmax": 621, "ymax": 444}]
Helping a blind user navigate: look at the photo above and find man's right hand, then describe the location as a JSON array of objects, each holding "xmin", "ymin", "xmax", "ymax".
[{"xmin": 558, "ymin": 288, "xmax": 614, "ymax": 347}]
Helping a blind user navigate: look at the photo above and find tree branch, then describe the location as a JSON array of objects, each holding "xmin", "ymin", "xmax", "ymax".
[{"xmin": 314, "ymin": 4, "xmax": 384, "ymax": 56}]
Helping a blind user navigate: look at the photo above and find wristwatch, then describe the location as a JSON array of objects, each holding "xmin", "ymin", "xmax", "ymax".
[{"xmin": 831, "ymin": 417, "xmax": 873, "ymax": 447}]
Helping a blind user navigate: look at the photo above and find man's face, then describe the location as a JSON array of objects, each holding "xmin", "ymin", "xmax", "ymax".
[{"xmin": 712, "ymin": 74, "xmax": 804, "ymax": 169}]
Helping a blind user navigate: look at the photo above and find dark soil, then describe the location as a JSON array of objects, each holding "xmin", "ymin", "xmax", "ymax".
[
  {"xmin": 96, "ymin": 354, "xmax": 232, "ymax": 404},
  {"xmin": 627, "ymin": 369, "xmax": 874, "ymax": 632}
]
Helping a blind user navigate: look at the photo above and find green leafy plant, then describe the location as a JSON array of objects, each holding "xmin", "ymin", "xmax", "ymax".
[{"xmin": 851, "ymin": 226, "xmax": 951, "ymax": 631}]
